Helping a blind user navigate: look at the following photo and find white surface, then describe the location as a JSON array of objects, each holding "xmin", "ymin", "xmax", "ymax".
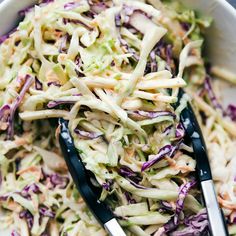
[{"xmin": 0, "ymin": 0, "xmax": 236, "ymax": 235}]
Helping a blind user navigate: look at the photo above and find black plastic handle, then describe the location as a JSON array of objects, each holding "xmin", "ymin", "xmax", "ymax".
[
  {"xmin": 58, "ymin": 118, "xmax": 114, "ymax": 226},
  {"xmin": 178, "ymin": 90, "xmax": 212, "ymax": 181}
]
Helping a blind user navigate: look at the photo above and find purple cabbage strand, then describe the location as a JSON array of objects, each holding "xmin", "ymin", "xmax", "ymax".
[
  {"xmin": 40, "ymin": 0, "xmax": 54, "ymax": 4},
  {"xmin": 226, "ymin": 104, "xmax": 236, "ymax": 121},
  {"xmin": 35, "ymin": 77, "xmax": 43, "ymax": 90},
  {"xmin": 119, "ymin": 166, "xmax": 142, "ymax": 183},
  {"xmin": 124, "ymin": 192, "xmax": 136, "ymax": 204},
  {"xmin": 129, "ymin": 110, "xmax": 176, "ymax": 119},
  {"xmin": 204, "ymin": 75, "xmax": 223, "ymax": 110},
  {"xmin": 21, "ymin": 183, "xmax": 40, "ymax": 198},
  {"xmin": 64, "ymin": 2, "xmax": 81, "ymax": 10},
  {"xmin": 0, "ymin": 105, "xmax": 11, "ymax": 131},
  {"xmin": 115, "ymin": 14, "xmax": 122, "ymax": 27},
  {"xmin": 171, "ymin": 209, "xmax": 209, "ymax": 236},
  {"xmin": 175, "ymin": 123, "xmax": 185, "ymax": 140},
  {"xmin": 19, "ymin": 210, "xmax": 34, "ymax": 229},
  {"xmin": 47, "ymin": 100, "xmax": 77, "ymax": 108},
  {"xmin": 74, "ymin": 129, "xmax": 102, "ymax": 139},
  {"xmin": 88, "ymin": 1, "xmax": 108, "ymax": 14},
  {"xmin": 62, "ymin": 18, "xmax": 92, "ymax": 30},
  {"xmin": 150, "ymin": 50, "xmax": 158, "ymax": 72},
  {"xmin": 163, "ymin": 181, "xmax": 197, "ymax": 233},
  {"xmin": 59, "ymin": 34, "xmax": 69, "ymax": 53},
  {"xmin": 39, "ymin": 206, "xmax": 55, "ymax": 218},
  {"xmin": 102, "ymin": 179, "xmax": 113, "ymax": 191},
  {"xmin": 11, "ymin": 230, "xmax": 20, "ymax": 236},
  {"xmin": 141, "ymin": 145, "xmax": 172, "ymax": 171},
  {"xmin": 49, "ymin": 174, "xmax": 69, "ymax": 189},
  {"xmin": 47, "ymin": 81, "xmax": 61, "ymax": 87},
  {"xmin": 7, "ymin": 75, "xmax": 34, "ymax": 139}
]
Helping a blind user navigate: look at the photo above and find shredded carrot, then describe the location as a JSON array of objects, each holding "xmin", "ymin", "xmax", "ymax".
[
  {"xmin": 222, "ymin": 192, "xmax": 231, "ymax": 201},
  {"xmin": 17, "ymin": 166, "xmax": 41, "ymax": 181},
  {"xmin": 165, "ymin": 156, "xmax": 176, "ymax": 166},
  {"xmin": 177, "ymin": 165, "xmax": 194, "ymax": 172},
  {"xmin": 14, "ymin": 137, "xmax": 29, "ymax": 146},
  {"xmin": 218, "ymin": 196, "xmax": 236, "ymax": 210},
  {"xmin": 5, "ymin": 201, "xmax": 21, "ymax": 212}
]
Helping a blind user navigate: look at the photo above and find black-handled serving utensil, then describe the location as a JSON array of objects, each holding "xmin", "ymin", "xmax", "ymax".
[
  {"xmin": 178, "ymin": 89, "xmax": 229, "ymax": 236},
  {"xmin": 58, "ymin": 118, "xmax": 126, "ymax": 236}
]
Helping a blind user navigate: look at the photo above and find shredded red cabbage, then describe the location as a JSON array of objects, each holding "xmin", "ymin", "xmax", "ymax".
[
  {"xmin": 7, "ymin": 75, "xmax": 34, "ymax": 140},
  {"xmin": 39, "ymin": 206, "xmax": 55, "ymax": 218},
  {"xmin": 166, "ymin": 44, "xmax": 173, "ymax": 72},
  {"xmin": 119, "ymin": 166, "xmax": 142, "ymax": 184},
  {"xmin": 21, "ymin": 184, "xmax": 40, "ymax": 199},
  {"xmin": 164, "ymin": 181, "xmax": 197, "ymax": 233},
  {"xmin": 35, "ymin": 77, "xmax": 43, "ymax": 90},
  {"xmin": 64, "ymin": 2, "xmax": 81, "ymax": 10},
  {"xmin": 102, "ymin": 179, "xmax": 113, "ymax": 191},
  {"xmin": 129, "ymin": 110, "xmax": 176, "ymax": 119},
  {"xmin": 47, "ymin": 81, "xmax": 61, "ymax": 87},
  {"xmin": 49, "ymin": 174, "xmax": 69, "ymax": 189},
  {"xmin": 19, "ymin": 210, "xmax": 34, "ymax": 229},
  {"xmin": 75, "ymin": 55, "xmax": 82, "ymax": 67},
  {"xmin": 124, "ymin": 191, "xmax": 136, "ymax": 204},
  {"xmin": 40, "ymin": 0, "xmax": 54, "ymax": 4},
  {"xmin": 47, "ymin": 100, "xmax": 77, "ymax": 108},
  {"xmin": 0, "ymin": 194, "xmax": 8, "ymax": 201},
  {"xmin": 171, "ymin": 209, "xmax": 209, "ymax": 236},
  {"xmin": 150, "ymin": 50, "xmax": 158, "ymax": 72},
  {"xmin": 119, "ymin": 37, "xmax": 139, "ymax": 62},
  {"xmin": 59, "ymin": 34, "xmax": 69, "ymax": 53},
  {"xmin": 74, "ymin": 129, "xmax": 102, "ymax": 139},
  {"xmin": 122, "ymin": 5, "xmax": 135, "ymax": 24},
  {"xmin": 160, "ymin": 201, "xmax": 174, "ymax": 211},
  {"xmin": 119, "ymin": 166, "xmax": 138, "ymax": 178},
  {"xmin": 122, "ymin": 5, "xmax": 151, "ymax": 26},
  {"xmin": 226, "ymin": 104, "xmax": 236, "ymax": 121},
  {"xmin": 83, "ymin": 10, "xmax": 96, "ymax": 19},
  {"xmin": 204, "ymin": 76, "xmax": 223, "ymax": 110},
  {"xmin": 175, "ymin": 181, "xmax": 197, "ymax": 222},
  {"xmin": 62, "ymin": 18, "xmax": 92, "ymax": 30},
  {"xmin": 176, "ymin": 123, "xmax": 185, "ymax": 139},
  {"xmin": 11, "ymin": 230, "xmax": 20, "ymax": 236},
  {"xmin": 141, "ymin": 145, "xmax": 172, "ymax": 171},
  {"xmin": 115, "ymin": 14, "xmax": 122, "ymax": 27},
  {"xmin": 0, "ymin": 104, "xmax": 11, "ymax": 131},
  {"xmin": 129, "ymin": 178, "xmax": 147, "ymax": 190},
  {"xmin": 88, "ymin": 1, "xmax": 108, "ymax": 14},
  {"xmin": 180, "ymin": 22, "xmax": 191, "ymax": 31},
  {"xmin": 170, "ymin": 140, "xmax": 184, "ymax": 157}
]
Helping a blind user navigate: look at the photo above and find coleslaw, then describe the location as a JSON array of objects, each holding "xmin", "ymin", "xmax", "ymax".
[{"xmin": 0, "ymin": 0, "xmax": 236, "ymax": 235}]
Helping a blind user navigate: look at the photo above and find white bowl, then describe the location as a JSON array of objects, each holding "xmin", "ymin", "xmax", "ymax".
[{"xmin": 0, "ymin": 0, "xmax": 236, "ymax": 235}]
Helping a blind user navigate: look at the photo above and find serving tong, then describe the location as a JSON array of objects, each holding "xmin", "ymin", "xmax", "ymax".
[
  {"xmin": 178, "ymin": 89, "xmax": 229, "ymax": 236},
  {"xmin": 58, "ymin": 118, "xmax": 126, "ymax": 236},
  {"xmin": 56, "ymin": 88, "xmax": 229, "ymax": 236}
]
